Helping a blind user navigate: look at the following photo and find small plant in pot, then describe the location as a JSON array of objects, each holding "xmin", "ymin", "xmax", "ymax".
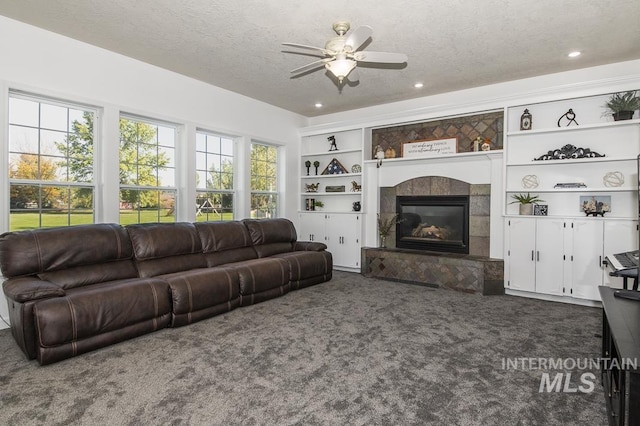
[
  {"xmin": 510, "ymin": 193, "xmax": 544, "ymax": 215},
  {"xmin": 313, "ymin": 200, "xmax": 324, "ymax": 210},
  {"xmin": 603, "ymin": 90, "xmax": 640, "ymax": 121}
]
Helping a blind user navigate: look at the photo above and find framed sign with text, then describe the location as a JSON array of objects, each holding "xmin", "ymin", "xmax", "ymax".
[{"xmin": 401, "ymin": 137, "xmax": 458, "ymax": 158}]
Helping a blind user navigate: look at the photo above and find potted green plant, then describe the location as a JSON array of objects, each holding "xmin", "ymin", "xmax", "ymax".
[
  {"xmin": 510, "ymin": 193, "xmax": 544, "ymax": 215},
  {"xmin": 313, "ymin": 200, "xmax": 324, "ymax": 210},
  {"xmin": 603, "ymin": 91, "xmax": 640, "ymax": 121}
]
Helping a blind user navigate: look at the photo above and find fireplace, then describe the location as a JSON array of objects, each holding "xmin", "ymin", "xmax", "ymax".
[{"xmin": 396, "ymin": 195, "xmax": 470, "ymax": 253}]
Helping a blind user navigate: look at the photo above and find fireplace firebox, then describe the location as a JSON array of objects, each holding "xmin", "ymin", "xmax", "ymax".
[{"xmin": 396, "ymin": 195, "xmax": 469, "ymax": 253}]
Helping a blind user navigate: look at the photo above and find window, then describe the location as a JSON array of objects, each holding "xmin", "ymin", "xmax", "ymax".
[
  {"xmin": 250, "ymin": 142, "xmax": 278, "ymax": 219},
  {"xmin": 8, "ymin": 93, "xmax": 96, "ymax": 231},
  {"xmin": 195, "ymin": 131, "xmax": 234, "ymax": 221},
  {"xmin": 119, "ymin": 116, "xmax": 176, "ymax": 224}
]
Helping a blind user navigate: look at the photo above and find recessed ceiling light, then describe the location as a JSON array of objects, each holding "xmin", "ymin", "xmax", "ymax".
[
  {"xmin": 314, "ymin": 103, "xmax": 323, "ymax": 108},
  {"xmin": 414, "ymin": 82, "xmax": 424, "ymax": 88},
  {"xmin": 568, "ymin": 51, "xmax": 581, "ymax": 58}
]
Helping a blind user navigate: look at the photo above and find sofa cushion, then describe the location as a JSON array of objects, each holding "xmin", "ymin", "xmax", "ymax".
[
  {"xmin": 38, "ymin": 260, "xmax": 139, "ymax": 290},
  {"xmin": 126, "ymin": 222, "xmax": 207, "ymax": 277},
  {"xmin": 242, "ymin": 218, "xmax": 297, "ymax": 258},
  {"xmin": 271, "ymin": 250, "xmax": 333, "ymax": 281},
  {"xmin": 33, "ymin": 277, "xmax": 171, "ymax": 364},
  {"xmin": 194, "ymin": 221, "xmax": 257, "ymax": 267},
  {"xmin": 159, "ymin": 267, "xmax": 240, "ymax": 327},
  {"xmin": 0, "ymin": 223, "xmax": 133, "ymax": 278},
  {"xmin": 228, "ymin": 257, "xmax": 290, "ymax": 306},
  {"xmin": 3, "ymin": 277, "xmax": 66, "ymax": 303}
]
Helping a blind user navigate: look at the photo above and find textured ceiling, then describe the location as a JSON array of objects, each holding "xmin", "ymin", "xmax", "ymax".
[{"xmin": 0, "ymin": 0, "xmax": 639, "ymax": 117}]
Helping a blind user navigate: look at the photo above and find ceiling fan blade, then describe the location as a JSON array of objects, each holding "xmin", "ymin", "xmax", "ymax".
[
  {"xmin": 354, "ymin": 51, "xmax": 408, "ymax": 64},
  {"xmin": 345, "ymin": 25, "xmax": 372, "ymax": 51},
  {"xmin": 290, "ymin": 58, "xmax": 332, "ymax": 74},
  {"xmin": 282, "ymin": 42, "xmax": 328, "ymax": 55}
]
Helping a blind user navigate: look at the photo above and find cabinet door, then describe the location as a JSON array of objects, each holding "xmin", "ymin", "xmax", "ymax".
[
  {"xmin": 298, "ymin": 213, "xmax": 326, "ymax": 242},
  {"xmin": 603, "ymin": 220, "xmax": 639, "ymax": 288},
  {"xmin": 326, "ymin": 214, "xmax": 361, "ymax": 268},
  {"xmin": 534, "ymin": 219, "xmax": 565, "ymax": 296},
  {"xmin": 506, "ymin": 218, "xmax": 536, "ymax": 292},
  {"xmin": 570, "ymin": 220, "xmax": 604, "ymax": 300}
]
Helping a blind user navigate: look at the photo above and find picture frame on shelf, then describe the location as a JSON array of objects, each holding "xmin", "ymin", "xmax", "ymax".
[
  {"xmin": 401, "ymin": 137, "xmax": 457, "ymax": 158},
  {"xmin": 533, "ymin": 204, "xmax": 548, "ymax": 216},
  {"xmin": 580, "ymin": 195, "xmax": 611, "ymax": 217}
]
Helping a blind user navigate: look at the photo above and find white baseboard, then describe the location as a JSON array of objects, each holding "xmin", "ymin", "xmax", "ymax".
[{"xmin": 505, "ymin": 288, "xmax": 602, "ymax": 308}]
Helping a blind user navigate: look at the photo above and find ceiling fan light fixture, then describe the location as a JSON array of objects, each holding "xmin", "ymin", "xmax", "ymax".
[{"xmin": 325, "ymin": 58, "xmax": 357, "ymax": 83}]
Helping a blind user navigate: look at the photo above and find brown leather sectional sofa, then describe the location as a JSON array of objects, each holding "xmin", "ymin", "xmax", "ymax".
[{"xmin": 0, "ymin": 218, "xmax": 332, "ymax": 365}]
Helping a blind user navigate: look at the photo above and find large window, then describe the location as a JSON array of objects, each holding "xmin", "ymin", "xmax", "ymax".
[
  {"xmin": 250, "ymin": 142, "xmax": 278, "ymax": 219},
  {"xmin": 119, "ymin": 116, "xmax": 176, "ymax": 224},
  {"xmin": 196, "ymin": 131, "xmax": 234, "ymax": 221},
  {"xmin": 8, "ymin": 93, "xmax": 95, "ymax": 231}
]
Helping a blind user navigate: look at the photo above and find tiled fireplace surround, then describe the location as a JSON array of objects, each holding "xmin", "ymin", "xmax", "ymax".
[{"xmin": 363, "ymin": 175, "xmax": 504, "ymax": 295}]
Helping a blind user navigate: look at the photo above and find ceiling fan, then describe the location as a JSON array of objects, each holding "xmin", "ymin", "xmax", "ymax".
[{"xmin": 282, "ymin": 21, "xmax": 407, "ymax": 84}]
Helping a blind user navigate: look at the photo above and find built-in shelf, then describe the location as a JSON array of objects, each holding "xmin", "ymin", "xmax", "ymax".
[
  {"xmin": 506, "ymin": 187, "xmax": 635, "ymax": 193},
  {"xmin": 301, "ymin": 192, "xmax": 361, "ymax": 196},
  {"xmin": 301, "ymin": 173, "xmax": 361, "ymax": 179},
  {"xmin": 363, "ymin": 150, "xmax": 502, "ymax": 165},
  {"xmin": 507, "ymin": 156, "xmax": 636, "ymax": 166},
  {"xmin": 506, "ymin": 119, "xmax": 640, "ymax": 137},
  {"xmin": 301, "ymin": 148, "xmax": 361, "ymax": 157}
]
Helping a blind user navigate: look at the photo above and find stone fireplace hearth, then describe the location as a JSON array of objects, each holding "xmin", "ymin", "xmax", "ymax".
[{"xmin": 364, "ymin": 175, "xmax": 503, "ymax": 295}]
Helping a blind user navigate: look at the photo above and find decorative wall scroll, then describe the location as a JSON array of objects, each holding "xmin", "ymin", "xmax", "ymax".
[
  {"xmin": 534, "ymin": 144, "xmax": 604, "ymax": 161},
  {"xmin": 401, "ymin": 137, "xmax": 458, "ymax": 158}
]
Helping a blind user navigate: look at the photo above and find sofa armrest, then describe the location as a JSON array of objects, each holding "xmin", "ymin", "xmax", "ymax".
[
  {"xmin": 3, "ymin": 277, "xmax": 65, "ymax": 303},
  {"xmin": 293, "ymin": 241, "xmax": 327, "ymax": 252}
]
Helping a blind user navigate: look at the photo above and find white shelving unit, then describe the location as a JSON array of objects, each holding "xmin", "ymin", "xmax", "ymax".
[
  {"xmin": 504, "ymin": 95, "xmax": 639, "ymax": 218},
  {"xmin": 504, "ymin": 92, "xmax": 640, "ymax": 302},
  {"xmin": 299, "ymin": 129, "xmax": 364, "ymax": 272},
  {"xmin": 300, "ymin": 129, "xmax": 363, "ymax": 213}
]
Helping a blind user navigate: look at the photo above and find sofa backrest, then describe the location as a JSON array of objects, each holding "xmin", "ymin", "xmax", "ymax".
[
  {"xmin": 242, "ymin": 218, "xmax": 297, "ymax": 258},
  {"xmin": 194, "ymin": 221, "xmax": 258, "ymax": 267},
  {"xmin": 127, "ymin": 222, "xmax": 206, "ymax": 277},
  {"xmin": 0, "ymin": 223, "xmax": 138, "ymax": 289}
]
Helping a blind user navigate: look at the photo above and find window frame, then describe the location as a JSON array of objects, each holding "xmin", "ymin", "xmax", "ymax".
[
  {"xmin": 250, "ymin": 141, "xmax": 279, "ymax": 219},
  {"xmin": 195, "ymin": 129, "xmax": 235, "ymax": 222},
  {"xmin": 118, "ymin": 113, "xmax": 178, "ymax": 225},
  {"xmin": 7, "ymin": 91, "xmax": 98, "ymax": 230}
]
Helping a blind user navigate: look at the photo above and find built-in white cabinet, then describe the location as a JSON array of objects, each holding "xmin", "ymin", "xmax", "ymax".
[
  {"xmin": 506, "ymin": 217, "xmax": 564, "ymax": 295},
  {"xmin": 506, "ymin": 217, "xmax": 638, "ymax": 301},
  {"xmin": 504, "ymin": 92, "xmax": 640, "ymax": 303},
  {"xmin": 299, "ymin": 128, "xmax": 365, "ymax": 271},
  {"xmin": 298, "ymin": 212, "xmax": 362, "ymax": 270}
]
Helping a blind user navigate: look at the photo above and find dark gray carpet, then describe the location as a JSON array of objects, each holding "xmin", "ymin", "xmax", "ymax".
[{"xmin": 0, "ymin": 271, "xmax": 606, "ymax": 425}]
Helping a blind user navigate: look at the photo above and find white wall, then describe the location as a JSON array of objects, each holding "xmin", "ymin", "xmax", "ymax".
[
  {"xmin": 0, "ymin": 15, "xmax": 306, "ymax": 229},
  {"xmin": 0, "ymin": 16, "xmax": 306, "ymax": 328}
]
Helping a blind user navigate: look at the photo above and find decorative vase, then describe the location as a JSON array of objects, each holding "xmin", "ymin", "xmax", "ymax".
[
  {"xmin": 352, "ymin": 201, "xmax": 361, "ymax": 212},
  {"xmin": 612, "ymin": 111, "xmax": 635, "ymax": 121},
  {"xmin": 519, "ymin": 203, "xmax": 534, "ymax": 215}
]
